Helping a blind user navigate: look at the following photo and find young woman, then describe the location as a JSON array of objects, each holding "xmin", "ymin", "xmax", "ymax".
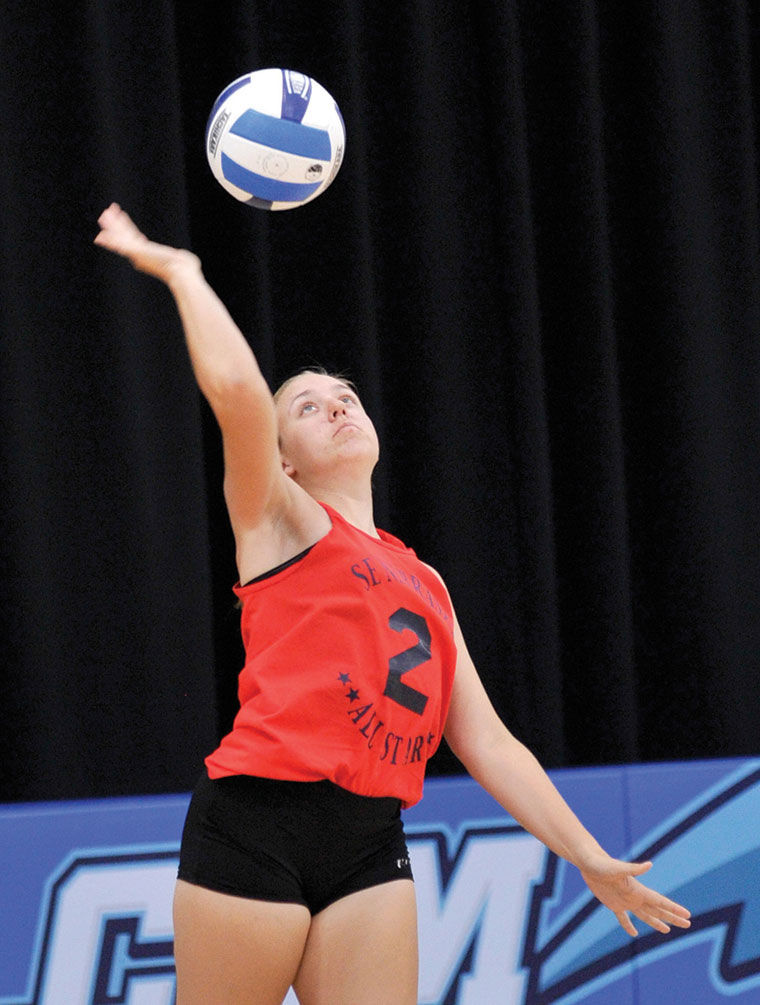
[{"xmin": 94, "ymin": 203, "xmax": 690, "ymax": 1005}]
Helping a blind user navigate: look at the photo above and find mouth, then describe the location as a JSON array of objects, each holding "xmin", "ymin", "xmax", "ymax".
[{"xmin": 333, "ymin": 422, "xmax": 360, "ymax": 437}]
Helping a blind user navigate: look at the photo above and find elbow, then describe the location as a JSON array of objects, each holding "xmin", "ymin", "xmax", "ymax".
[
  {"xmin": 445, "ymin": 719, "xmax": 521, "ymax": 786},
  {"xmin": 445, "ymin": 721, "xmax": 505, "ymax": 778},
  {"xmin": 203, "ymin": 369, "xmax": 268, "ymax": 414}
]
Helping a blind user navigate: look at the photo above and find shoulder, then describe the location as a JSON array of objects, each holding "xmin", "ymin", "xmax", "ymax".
[
  {"xmin": 420, "ymin": 560, "xmax": 449, "ymax": 594},
  {"xmin": 235, "ymin": 481, "xmax": 331, "ymax": 583}
]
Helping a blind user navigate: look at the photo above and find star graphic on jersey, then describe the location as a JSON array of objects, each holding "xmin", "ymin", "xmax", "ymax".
[
  {"xmin": 346, "ymin": 688, "xmax": 360, "ymax": 703},
  {"xmin": 338, "ymin": 673, "xmax": 351, "ymax": 684}
]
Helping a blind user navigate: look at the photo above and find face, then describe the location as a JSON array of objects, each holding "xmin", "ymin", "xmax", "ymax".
[{"xmin": 275, "ymin": 372, "xmax": 380, "ymax": 483}]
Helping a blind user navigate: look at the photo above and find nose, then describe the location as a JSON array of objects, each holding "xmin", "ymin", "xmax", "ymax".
[{"xmin": 328, "ymin": 398, "xmax": 348, "ymax": 420}]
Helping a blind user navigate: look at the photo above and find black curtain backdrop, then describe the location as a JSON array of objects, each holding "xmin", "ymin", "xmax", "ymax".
[{"xmin": 1, "ymin": 1, "xmax": 759, "ymax": 803}]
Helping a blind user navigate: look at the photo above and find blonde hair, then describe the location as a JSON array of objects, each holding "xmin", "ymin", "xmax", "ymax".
[{"xmin": 273, "ymin": 366, "xmax": 358, "ymax": 406}]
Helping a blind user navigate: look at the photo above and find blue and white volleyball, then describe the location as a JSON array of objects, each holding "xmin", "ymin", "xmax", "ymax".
[{"xmin": 205, "ymin": 68, "xmax": 346, "ymax": 211}]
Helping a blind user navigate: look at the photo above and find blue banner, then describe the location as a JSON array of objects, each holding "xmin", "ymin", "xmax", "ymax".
[{"xmin": 1, "ymin": 758, "xmax": 759, "ymax": 1004}]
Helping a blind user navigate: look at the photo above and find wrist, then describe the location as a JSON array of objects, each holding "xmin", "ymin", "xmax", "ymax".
[
  {"xmin": 165, "ymin": 249, "xmax": 203, "ymax": 290},
  {"xmin": 575, "ymin": 844, "xmax": 614, "ymax": 875}
]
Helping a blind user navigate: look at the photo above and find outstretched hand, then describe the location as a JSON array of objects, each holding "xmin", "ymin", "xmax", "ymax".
[
  {"xmin": 580, "ymin": 856, "xmax": 691, "ymax": 937},
  {"xmin": 94, "ymin": 203, "xmax": 200, "ymax": 285}
]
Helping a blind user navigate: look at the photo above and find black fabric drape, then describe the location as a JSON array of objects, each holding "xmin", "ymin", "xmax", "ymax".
[{"xmin": 1, "ymin": 1, "xmax": 759, "ymax": 802}]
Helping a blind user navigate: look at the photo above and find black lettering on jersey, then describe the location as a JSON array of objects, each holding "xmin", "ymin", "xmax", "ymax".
[
  {"xmin": 351, "ymin": 563, "xmax": 371, "ymax": 590},
  {"xmin": 383, "ymin": 608, "xmax": 431, "ymax": 715},
  {"xmin": 362, "ymin": 558, "xmax": 381, "ymax": 585}
]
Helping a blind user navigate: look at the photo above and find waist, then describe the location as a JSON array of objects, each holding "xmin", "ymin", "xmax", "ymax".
[{"xmin": 200, "ymin": 772, "xmax": 402, "ymax": 822}]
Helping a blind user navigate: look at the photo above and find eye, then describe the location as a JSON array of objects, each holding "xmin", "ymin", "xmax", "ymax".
[
  {"xmin": 340, "ymin": 394, "xmax": 356, "ymax": 405},
  {"xmin": 299, "ymin": 401, "xmax": 317, "ymax": 415}
]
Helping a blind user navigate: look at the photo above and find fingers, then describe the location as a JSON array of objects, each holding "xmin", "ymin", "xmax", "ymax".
[
  {"xmin": 617, "ymin": 906, "xmax": 680, "ymax": 938},
  {"xmin": 631, "ymin": 905, "xmax": 691, "ymax": 935},
  {"xmin": 95, "ymin": 203, "xmax": 139, "ymax": 239},
  {"xmin": 657, "ymin": 895, "xmax": 691, "ymax": 924},
  {"xmin": 621, "ymin": 895, "xmax": 691, "ymax": 938},
  {"xmin": 93, "ymin": 207, "xmax": 199, "ymax": 281},
  {"xmin": 96, "ymin": 202, "xmax": 125, "ymax": 232},
  {"xmin": 97, "ymin": 202, "xmax": 118, "ymax": 224},
  {"xmin": 624, "ymin": 859, "xmax": 653, "ymax": 877},
  {"xmin": 636, "ymin": 912, "xmax": 671, "ymax": 934},
  {"xmin": 600, "ymin": 863, "xmax": 692, "ymax": 939},
  {"xmin": 640, "ymin": 887, "xmax": 691, "ymax": 926},
  {"xmin": 652, "ymin": 903, "xmax": 691, "ymax": 929},
  {"xmin": 94, "ymin": 204, "xmax": 123, "ymax": 248},
  {"xmin": 93, "ymin": 204, "xmax": 150, "ymax": 263}
]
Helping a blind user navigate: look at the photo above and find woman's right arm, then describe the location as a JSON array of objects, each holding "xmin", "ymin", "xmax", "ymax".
[{"xmin": 94, "ymin": 203, "xmax": 289, "ymax": 533}]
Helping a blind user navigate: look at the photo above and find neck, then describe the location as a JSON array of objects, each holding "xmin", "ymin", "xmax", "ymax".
[
  {"xmin": 322, "ymin": 490, "xmax": 378, "ymax": 537},
  {"xmin": 303, "ymin": 478, "xmax": 378, "ymax": 537}
]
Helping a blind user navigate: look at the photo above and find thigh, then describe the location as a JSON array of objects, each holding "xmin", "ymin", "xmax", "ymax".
[
  {"xmin": 173, "ymin": 879, "xmax": 311, "ymax": 1005},
  {"xmin": 292, "ymin": 879, "xmax": 418, "ymax": 1005}
]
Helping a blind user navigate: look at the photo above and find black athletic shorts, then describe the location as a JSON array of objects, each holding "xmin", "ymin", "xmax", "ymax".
[{"xmin": 177, "ymin": 772, "xmax": 414, "ymax": 915}]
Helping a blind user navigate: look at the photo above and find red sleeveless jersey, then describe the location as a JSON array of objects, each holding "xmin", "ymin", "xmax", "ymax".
[{"xmin": 205, "ymin": 503, "xmax": 458, "ymax": 807}]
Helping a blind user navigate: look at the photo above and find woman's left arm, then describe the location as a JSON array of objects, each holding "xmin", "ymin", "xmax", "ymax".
[{"xmin": 442, "ymin": 607, "xmax": 691, "ymax": 937}]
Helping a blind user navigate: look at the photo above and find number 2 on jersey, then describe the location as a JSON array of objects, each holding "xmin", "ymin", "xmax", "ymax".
[{"xmin": 384, "ymin": 608, "xmax": 430, "ymax": 715}]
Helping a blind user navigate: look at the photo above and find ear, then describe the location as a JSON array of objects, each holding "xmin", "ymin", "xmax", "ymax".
[{"xmin": 281, "ymin": 455, "xmax": 296, "ymax": 478}]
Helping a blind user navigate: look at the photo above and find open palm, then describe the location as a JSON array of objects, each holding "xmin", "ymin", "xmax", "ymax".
[{"xmin": 580, "ymin": 857, "xmax": 691, "ymax": 936}]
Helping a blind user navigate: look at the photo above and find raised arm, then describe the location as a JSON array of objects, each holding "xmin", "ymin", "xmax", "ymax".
[
  {"xmin": 442, "ymin": 604, "xmax": 691, "ymax": 937},
  {"xmin": 93, "ymin": 204, "xmax": 298, "ymax": 542}
]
